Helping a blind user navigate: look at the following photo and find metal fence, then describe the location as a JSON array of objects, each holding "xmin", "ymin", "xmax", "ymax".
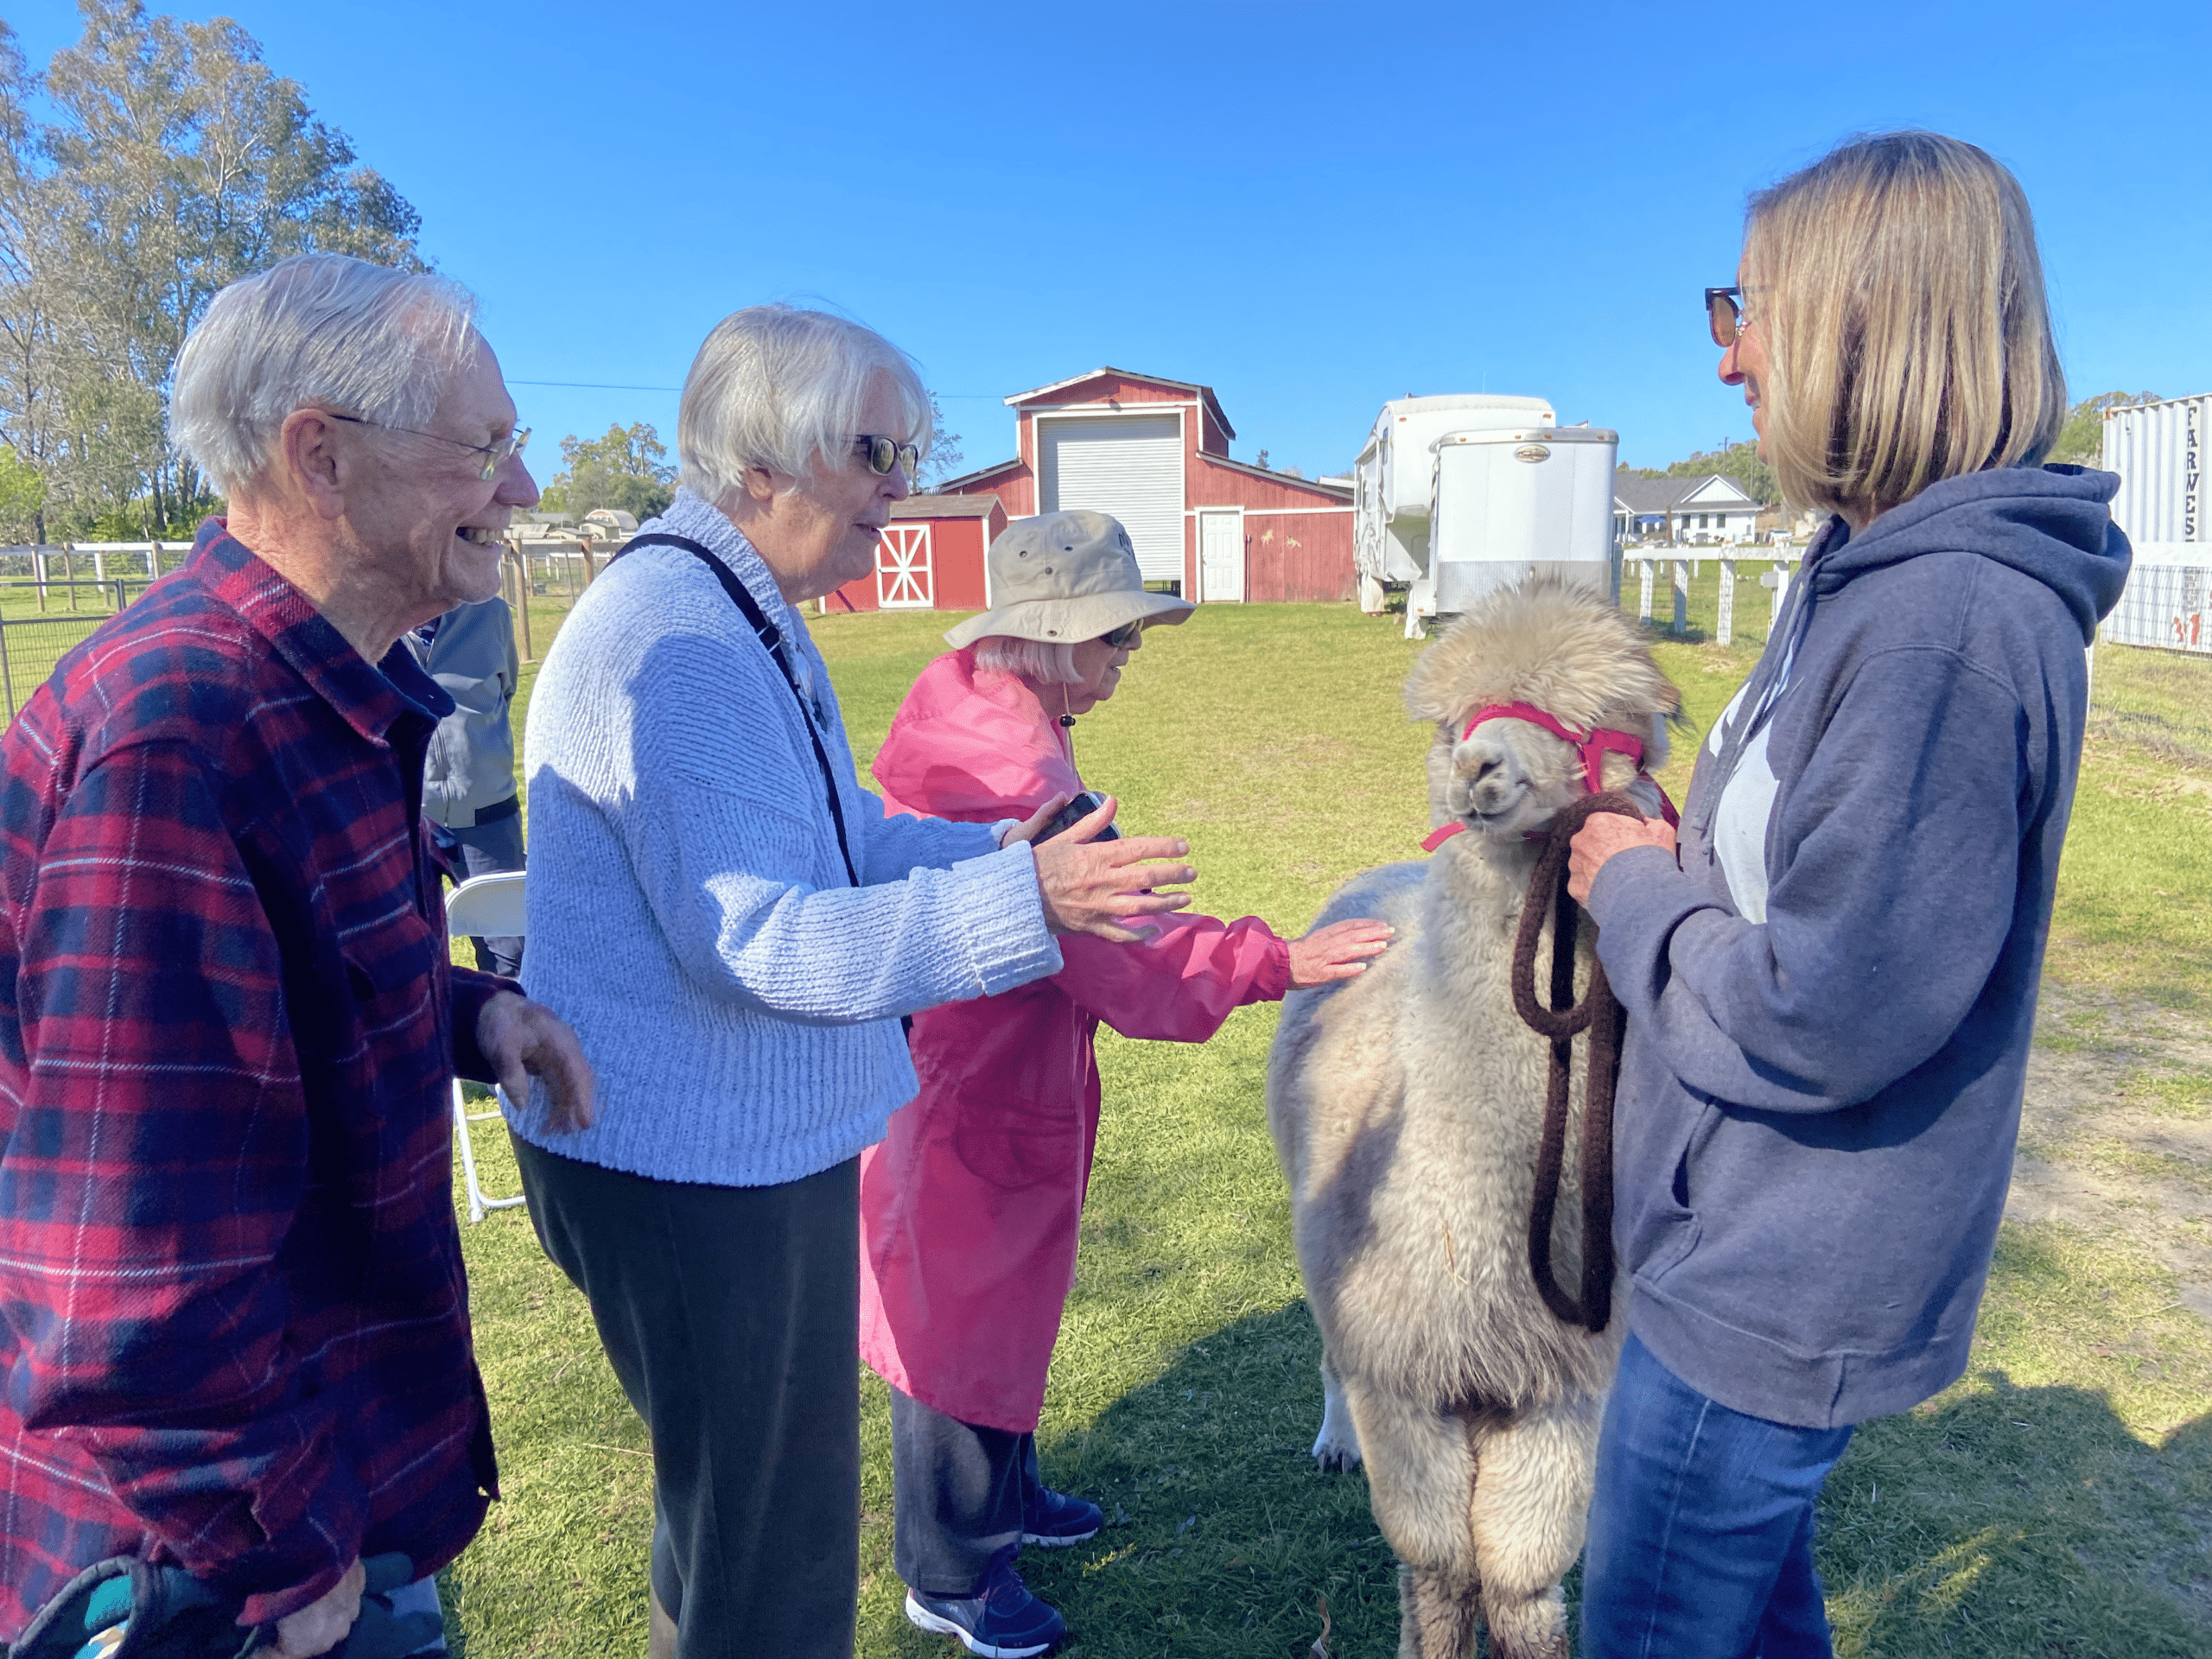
[
  {"xmin": 0, "ymin": 589, "xmax": 153, "ymax": 718},
  {"xmin": 2102, "ymin": 559, "xmax": 2209, "ymax": 656}
]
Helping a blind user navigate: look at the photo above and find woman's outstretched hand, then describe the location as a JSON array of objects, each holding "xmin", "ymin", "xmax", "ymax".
[
  {"xmin": 1287, "ymin": 918, "xmax": 1395, "ymax": 987},
  {"xmin": 1027, "ymin": 795, "xmax": 1198, "ymax": 944}
]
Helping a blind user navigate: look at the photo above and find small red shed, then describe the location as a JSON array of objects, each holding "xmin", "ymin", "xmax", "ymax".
[
  {"xmin": 821, "ymin": 493, "xmax": 1008, "ymax": 614},
  {"xmin": 936, "ymin": 367, "xmax": 1356, "ymax": 603}
]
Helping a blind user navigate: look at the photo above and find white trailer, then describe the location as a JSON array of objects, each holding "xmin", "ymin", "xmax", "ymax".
[
  {"xmin": 2101, "ymin": 393, "xmax": 2209, "ymax": 655},
  {"xmin": 1352, "ymin": 394, "xmax": 1618, "ymax": 637}
]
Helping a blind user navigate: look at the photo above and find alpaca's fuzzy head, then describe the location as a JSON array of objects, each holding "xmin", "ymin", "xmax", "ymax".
[{"xmin": 1405, "ymin": 576, "xmax": 1685, "ymax": 843}]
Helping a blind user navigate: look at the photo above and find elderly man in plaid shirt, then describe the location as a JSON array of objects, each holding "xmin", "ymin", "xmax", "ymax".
[{"xmin": 0, "ymin": 256, "xmax": 594, "ymax": 1658}]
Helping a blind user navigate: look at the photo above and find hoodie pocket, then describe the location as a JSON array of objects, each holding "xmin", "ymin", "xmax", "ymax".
[{"xmin": 1628, "ymin": 1094, "xmax": 1722, "ymax": 1285}]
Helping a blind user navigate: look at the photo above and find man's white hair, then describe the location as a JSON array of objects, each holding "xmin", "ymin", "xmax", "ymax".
[
  {"xmin": 677, "ymin": 305, "xmax": 932, "ymax": 502},
  {"xmin": 974, "ymin": 636, "xmax": 1082, "ymax": 685},
  {"xmin": 171, "ymin": 254, "xmax": 480, "ymax": 494}
]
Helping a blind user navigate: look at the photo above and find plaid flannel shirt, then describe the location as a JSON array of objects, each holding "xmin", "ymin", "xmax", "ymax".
[{"xmin": 0, "ymin": 521, "xmax": 508, "ymax": 1638}]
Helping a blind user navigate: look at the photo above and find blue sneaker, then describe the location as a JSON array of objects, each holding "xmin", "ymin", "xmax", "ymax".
[
  {"xmin": 904, "ymin": 1548, "xmax": 1066, "ymax": 1657},
  {"xmin": 1021, "ymin": 1486, "xmax": 1103, "ymax": 1548}
]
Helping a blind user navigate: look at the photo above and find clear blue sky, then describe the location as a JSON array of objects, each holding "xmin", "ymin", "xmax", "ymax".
[{"xmin": 12, "ymin": 0, "xmax": 2209, "ymax": 479}]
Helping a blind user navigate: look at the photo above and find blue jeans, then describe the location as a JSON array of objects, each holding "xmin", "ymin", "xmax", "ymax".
[{"xmin": 1580, "ymin": 1332, "xmax": 1853, "ymax": 1659}]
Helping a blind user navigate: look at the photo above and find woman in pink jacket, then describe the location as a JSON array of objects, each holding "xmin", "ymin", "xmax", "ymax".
[{"xmin": 861, "ymin": 509, "xmax": 1389, "ymax": 1657}]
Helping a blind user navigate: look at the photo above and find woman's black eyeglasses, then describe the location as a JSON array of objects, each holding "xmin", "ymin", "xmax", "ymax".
[
  {"xmin": 1097, "ymin": 620, "xmax": 1144, "ymax": 650},
  {"xmin": 855, "ymin": 435, "xmax": 921, "ymax": 478},
  {"xmin": 1705, "ymin": 287, "xmax": 1751, "ymax": 348},
  {"xmin": 326, "ymin": 412, "xmax": 529, "ymax": 481}
]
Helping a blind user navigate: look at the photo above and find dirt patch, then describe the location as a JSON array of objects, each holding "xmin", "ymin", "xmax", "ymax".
[{"xmin": 2010, "ymin": 984, "xmax": 2212, "ymax": 1320}]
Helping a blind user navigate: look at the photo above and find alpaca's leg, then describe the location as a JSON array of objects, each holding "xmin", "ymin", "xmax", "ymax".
[
  {"xmin": 1398, "ymin": 1561, "xmax": 1482, "ymax": 1659},
  {"xmin": 1341, "ymin": 1381, "xmax": 1482, "ymax": 1658},
  {"xmin": 1312, "ymin": 1354, "xmax": 1363, "ymax": 1471},
  {"xmin": 1466, "ymin": 1392, "xmax": 1606, "ymax": 1659}
]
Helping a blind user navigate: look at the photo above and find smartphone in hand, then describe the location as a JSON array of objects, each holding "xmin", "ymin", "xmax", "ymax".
[{"xmin": 1039, "ymin": 789, "xmax": 1122, "ymax": 842}]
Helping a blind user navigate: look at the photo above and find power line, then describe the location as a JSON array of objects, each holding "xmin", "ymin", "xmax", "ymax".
[
  {"xmin": 508, "ymin": 379, "xmax": 680, "ymax": 391},
  {"xmin": 507, "ymin": 379, "xmax": 1006, "ymax": 401}
]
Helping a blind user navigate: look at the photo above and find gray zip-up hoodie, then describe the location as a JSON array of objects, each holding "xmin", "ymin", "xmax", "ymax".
[
  {"xmin": 405, "ymin": 595, "xmax": 519, "ymax": 827},
  {"xmin": 1586, "ymin": 465, "xmax": 2131, "ymax": 1429}
]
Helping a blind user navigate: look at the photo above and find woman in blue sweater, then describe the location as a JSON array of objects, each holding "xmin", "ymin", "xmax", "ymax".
[{"xmin": 1567, "ymin": 132, "xmax": 2130, "ymax": 1656}]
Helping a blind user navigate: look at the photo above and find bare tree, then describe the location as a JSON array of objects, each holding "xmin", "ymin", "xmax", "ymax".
[{"xmin": 918, "ymin": 391, "xmax": 964, "ymax": 492}]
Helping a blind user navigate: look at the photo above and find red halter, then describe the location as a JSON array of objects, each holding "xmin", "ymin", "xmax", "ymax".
[{"xmin": 1420, "ymin": 701, "xmax": 1679, "ymax": 852}]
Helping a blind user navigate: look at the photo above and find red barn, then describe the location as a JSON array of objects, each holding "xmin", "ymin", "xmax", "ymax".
[
  {"xmin": 938, "ymin": 367, "xmax": 1355, "ymax": 603},
  {"xmin": 821, "ymin": 493, "xmax": 1007, "ymax": 614}
]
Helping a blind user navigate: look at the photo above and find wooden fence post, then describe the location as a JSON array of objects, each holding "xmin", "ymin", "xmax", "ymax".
[
  {"xmin": 1638, "ymin": 558, "xmax": 1655, "ymax": 623},
  {"xmin": 1770, "ymin": 557, "xmax": 1791, "ymax": 633},
  {"xmin": 1671, "ymin": 558, "xmax": 1689, "ymax": 636},
  {"xmin": 33, "ymin": 548, "xmax": 46, "ymax": 613},
  {"xmin": 505, "ymin": 543, "xmax": 534, "ymax": 663},
  {"xmin": 1717, "ymin": 558, "xmax": 1737, "ymax": 645}
]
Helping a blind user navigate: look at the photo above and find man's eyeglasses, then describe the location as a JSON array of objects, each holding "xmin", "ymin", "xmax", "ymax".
[
  {"xmin": 327, "ymin": 412, "xmax": 530, "ymax": 481},
  {"xmin": 855, "ymin": 435, "xmax": 921, "ymax": 478},
  {"xmin": 1706, "ymin": 286, "xmax": 1751, "ymax": 348},
  {"xmin": 1097, "ymin": 620, "xmax": 1144, "ymax": 650}
]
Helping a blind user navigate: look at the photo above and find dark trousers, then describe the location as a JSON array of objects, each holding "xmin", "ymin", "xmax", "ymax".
[
  {"xmin": 441, "ymin": 808, "xmax": 525, "ymax": 978},
  {"xmin": 1580, "ymin": 1332, "xmax": 1854, "ymax": 1658},
  {"xmin": 890, "ymin": 1388, "xmax": 1040, "ymax": 1598},
  {"xmin": 512, "ymin": 1138, "xmax": 861, "ymax": 1659}
]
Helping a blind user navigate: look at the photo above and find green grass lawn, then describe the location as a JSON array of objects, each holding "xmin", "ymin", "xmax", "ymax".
[{"xmin": 448, "ymin": 601, "xmax": 2211, "ymax": 1656}]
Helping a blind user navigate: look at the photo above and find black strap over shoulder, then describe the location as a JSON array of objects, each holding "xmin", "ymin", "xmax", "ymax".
[{"xmin": 616, "ymin": 532, "xmax": 860, "ymax": 889}]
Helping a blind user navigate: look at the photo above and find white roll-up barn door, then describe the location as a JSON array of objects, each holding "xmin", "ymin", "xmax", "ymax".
[{"xmin": 1038, "ymin": 413, "xmax": 1184, "ymax": 582}]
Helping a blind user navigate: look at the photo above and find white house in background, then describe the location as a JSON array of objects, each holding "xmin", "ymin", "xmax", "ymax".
[{"xmin": 1612, "ymin": 473, "xmax": 1761, "ymax": 544}]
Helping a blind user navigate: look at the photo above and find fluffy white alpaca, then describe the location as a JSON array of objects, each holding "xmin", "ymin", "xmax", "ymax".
[{"xmin": 1267, "ymin": 578, "xmax": 1681, "ymax": 1659}]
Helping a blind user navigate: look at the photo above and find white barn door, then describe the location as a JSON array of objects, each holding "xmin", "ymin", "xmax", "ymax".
[
  {"xmin": 1038, "ymin": 413, "xmax": 1184, "ymax": 583},
  {"xmin": 1198, "ymin": 508, "xmax": 1244, "ymax": 602},
  {"xmin": 875, "ymin": 524, "xmax": 933, "ymax": 607}
]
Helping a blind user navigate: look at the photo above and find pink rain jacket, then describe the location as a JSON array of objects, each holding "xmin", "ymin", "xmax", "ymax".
[{"xmin": 858, "ymin": 647, "xmax": 1290, "ymax": 1432}]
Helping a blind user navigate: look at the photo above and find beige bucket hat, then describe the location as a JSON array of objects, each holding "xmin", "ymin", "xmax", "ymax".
[{"xmin": 944, "ymin": 509, "xmax": 1197, "ymax": 649}]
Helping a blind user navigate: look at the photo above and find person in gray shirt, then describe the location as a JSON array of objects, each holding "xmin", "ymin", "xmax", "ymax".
[{"xmin": 409, "ymin": 594, "xmax": 524, "ymax": 976}]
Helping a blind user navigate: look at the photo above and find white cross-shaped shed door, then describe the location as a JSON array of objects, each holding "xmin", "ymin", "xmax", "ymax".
[{"xmin": 875, "ymin": 524, "xmax": 933, "ymax": 608}]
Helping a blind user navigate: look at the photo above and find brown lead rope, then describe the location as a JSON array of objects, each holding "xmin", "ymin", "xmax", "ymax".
[{"xmin": 1508, "ymin": 791, "xmax": 1643, "ymax": 1334}]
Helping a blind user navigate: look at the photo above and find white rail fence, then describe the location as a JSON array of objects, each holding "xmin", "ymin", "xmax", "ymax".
[{"xmin": 1624, "ymin": 550, "xmax": 1806, "ymax": 645}]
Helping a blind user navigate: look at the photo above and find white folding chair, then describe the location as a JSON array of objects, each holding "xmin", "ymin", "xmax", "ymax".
[{"xmin": 444, "ymin": 871, "xmax": 529, "ymax": 1223}]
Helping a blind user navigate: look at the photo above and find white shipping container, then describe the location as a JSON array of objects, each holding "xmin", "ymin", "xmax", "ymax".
[
  {"xmin": 2103, "ymin": 394, "xmax": 2206, "ymax": 545},
  {"xmin": 2101, "ymin": 394, "xmax": 2209, "ymax": 653}
]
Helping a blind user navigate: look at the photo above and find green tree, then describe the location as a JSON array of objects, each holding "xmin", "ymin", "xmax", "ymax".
[
  {"xmin": 2047, "ymin": 391, "xmax": 2159, "ymax": 467},
  {"xmin": 0, "ymin": 1, "xmax": 424, "ymax": 538},
  {"xmin": 0, "ymin": 441, "xmax": 45, "ymax": 542},
  {"xmin": 538, "ymin": 423, "xmax": 677, "ymax": 521},
  {"xmin": 0, "ymin": 22, "xmax": 70, "ymax": 542}
]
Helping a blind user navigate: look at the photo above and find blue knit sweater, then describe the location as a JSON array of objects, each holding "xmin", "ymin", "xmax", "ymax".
[{"xmin": 511, "ymin": 491, "xmax": 1063, "ymax": 1186}]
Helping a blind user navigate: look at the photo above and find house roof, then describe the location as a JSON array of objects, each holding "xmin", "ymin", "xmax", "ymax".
[
  {"xmin": 1198, "ymin": 451, "xmax": 1352, "ymax": 498},
  {"xmin": 1004, "ymin": 366, "xmax": 1236, "ymax": 442},
  {"xmin": 891, "ymin": 493, "xmax": 1004, "ymax": 521},
  {"xmin": 1613, "ymin": 473, "xmax": 1758, "ymax": 512}
]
